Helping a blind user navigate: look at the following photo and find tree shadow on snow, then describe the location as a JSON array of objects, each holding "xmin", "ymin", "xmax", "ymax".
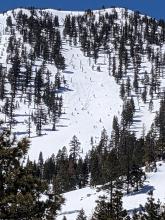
[
  {"xmin": 133, "ymin": 119, "xmax": 142, "ymax": 123},
  {"xmin": 127, "ymin": 185, "xmax": 155, "ymax": 197},
  {"xmin": 55, "ymin": 87, "xmax": 73, "ymax": 93},
  {"xmin": 63, "ymin": 70, "xmax": 74, "ymax": 74},
  {"xmin": 14, "ymin": 131, "xmax": 28, "ymax": 136}
]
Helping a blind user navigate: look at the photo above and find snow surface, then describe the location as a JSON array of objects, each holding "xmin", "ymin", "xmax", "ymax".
[
  {"xmin": 29, "ymin": 46, "xmax": 123, "ymax": 160},
  {"xmin": 0, "ymin": 7, "xmax": 165, "ymax": 220},
  {"xmin": 0, "ymin": 8, "xmax": 123, "ymax": 161},
  {"xmin": 0, "ymin": 7, "xmax": 164, "ymax": 162},
  {"xmin": 57, "ymin": 161, "xmax": 165, "ymax": 220}
]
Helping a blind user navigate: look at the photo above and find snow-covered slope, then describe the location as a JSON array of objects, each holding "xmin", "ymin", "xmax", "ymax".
[
  {"xmin": 1, "ymin": 6, "xmax": 165, "ymax": 220},
  {"xmin": 0, "ymin": 7, "xmax": 165, "ymax": 161},
  {"xmin": 58, "ymin": 161, "xmax": 165, "ymax": 220},
  {"xmin": 0, "ymin": 8, "xmax": 123, "ymax": 160},
  {"xmin": 29, "ymin": 44, "xmax": 123, "ymax": 160}
]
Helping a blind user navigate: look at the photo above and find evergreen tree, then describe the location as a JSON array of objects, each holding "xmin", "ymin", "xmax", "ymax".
[
  {"xmin": 76, "ymin": 157, "xmax": 89, "ymax": 188},
  {"xmin": 133, "ymin": 191, "xmax": 165, "ymax": 220},
  {"xmin": 76, "ymin": 209, "xmax": 87, "ymax": 220},
  {"xmin": 38, "ymin": 151, "xmax": 44, "ymax": 179},
  {"xmin": 120, "ymin": 80, "xmax": 125, "ymax": 100},
  {"xmin": 92, "ymin": 190, "xmax": 127, "ymax": 220},
  {"xmin": 126, "ymin": 77, "xmax": 131, "ymax": 97},
  {"xmin": 0, "ymin": 128, "xmax": 64, "ymax": 219},
  {"xmin": 54, "ymin": 147, "xmax": 70, "ymax": 192},
  {"xmin": 133, "ymin": 71, "xmax": 139, "ymax": 92},
  {"xmin": 130, "ymin": 164, "xmax": 145, "ymax": 191},
  {"xmin": 26, "ymin": 113, "xmax": 32, "ymax": 138},
  {"xmin": 142, "ymin": 86, "xmax": 147, "ymax": 103},
  {"xmin": 111, "ymin": 116, "xmax": 120, "ymax": 153},
  {"xmin": 142, "ymin": 191, "xmax": 161, "ymax": 220},
  {"xmin": 90, "ymin": 147, "xmax": 102, "ymax": 186},
  {"xmin": 69, "ymin": 135, "xmax": 81, "ymax": 162},
  {"xmin": 121, "ymin": 100, "xmax": 134, "ymax": 128}
]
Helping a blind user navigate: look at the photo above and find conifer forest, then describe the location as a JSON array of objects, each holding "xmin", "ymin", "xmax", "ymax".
[{"xmin": 1, "ymin": 6, "xmax": 165, "ymax": 219}]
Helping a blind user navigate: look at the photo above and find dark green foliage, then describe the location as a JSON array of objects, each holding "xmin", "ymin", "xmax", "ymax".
[
  {"xmin": 155, "ymin": 95, "xmax": 165, "ymax": 157},
  {"xmin": 111, "ymin": 116, "xmax": 120, "ymax": 152},
  {"xmin": 133, "ymin": 71, "xmax": 139, "ymax": 92},
  {"xmin": 0, "ymin": 129, "xmax": 64, "ymax": 219},
  {"xmin": 92, "ymin": 191, "xmax": 127, "ymax": 220},
  {"xmin": 89, "ymin": 126, "xmax": 146, "ymax": 194},
  {"xmin": 143, "ymin": 127, "xmax": 157, "ymax": 164},
  {"xmin": 76, "ymin": 157, "xmax": 89, "ymax": 189},
  {"xmin": 130, "ymin": 164, "xmax": 146, "ymax": 191},
  {"xmin": 6, "ymin": 16, "xmax": 12, "ymax": 28},
  {"xmin": 4, "ymin": 10, "xmax": 66, "ymax": 136},
  {"xmin": 90, "ymin": 146, "xmax": 102, "ymax": 186},
  {"xmin": 42, "ymin": 143, "xmax": 89, "ymax": 193},
  {"xmin": 142, "ymin": 87, "xmax": 147, "ymax": 103},
  {"xmin": 120, "ymin": 81, "xmax": 125, "ymax": 100},
  {"xmin": 2, "ymin": 9, "xmax": 165, "ymax": 218},
  {"xmin": 143, "ymin": 192, "xmax": 161, "ymax": 220},
  {"xmin": 76, "ymin": 209, "xmax": 87, "ymax": 220},
  {"xmin": 133, "ymin": 191, "xmax": 165, "ymax": 220},
  {"xmin": 126, "ymin": 77, "xmax": 131, "ymax": 97},
  {"xmin": 121, "ymin": 99, "xmax": 135, "ymax": 128},
  {"xmin": 69, "ymin": 135, "xmax": 81, "ymax": 162}
]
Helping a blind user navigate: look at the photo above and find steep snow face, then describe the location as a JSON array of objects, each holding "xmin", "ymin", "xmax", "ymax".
[
  {"xmin": 0, "ymin": 7, "xmax": 165, "ymax": 160},
  {"xmin": 29, "ymin": 44, "xmax": 123, "ymax": 160},
  {"xmin": 57, "ymin": 161, "xmax": 165, "ymax": 220},
  {"xmin": 0, "ymin": 8, "xmax": 123, "ymax": 160}
]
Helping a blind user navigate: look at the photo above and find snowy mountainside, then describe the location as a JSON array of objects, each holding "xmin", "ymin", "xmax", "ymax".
[
  {"xmin": 0, "ymin": 7, "xmax": 165, "ymax": 160},
  {"xmin": 29, "ymin": 42, "xmax": 123, "ymax": 160},
  {"xmin": 0, "ymin": 8, "xmax": 124, "ymax": 160},
  {"xmin": 58, "ymin": 161, "xmax": 165, "ymax": 220}
]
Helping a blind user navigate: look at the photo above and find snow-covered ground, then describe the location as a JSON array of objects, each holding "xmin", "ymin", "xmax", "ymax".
[
  {"xmin": 0, "ymin": 8, "xmax": 123, "ymax": 161},
  {"xmin": 57, "ymin": 161, "xmax": 165, "ymax": 220},
  {"xmin": 29, "ymin": 45, "xmax": 123, "ymax": 160},
  {"xmin": 0, "ymin": 8, "xmax": 164, "ymax": 161},
  {"xmin": 0, "ymin": 7, "xmax": 165, "ymax": 220}
]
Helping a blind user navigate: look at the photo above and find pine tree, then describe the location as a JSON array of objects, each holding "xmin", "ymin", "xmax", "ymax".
[
  {"xmin": 92, "ymin": 191, "xmax": 127, "ymax": 220},
  {"xmin": 92, "ymin": 195, "xmax": 112, "ymax": 220},
  {"xmin": 38, "ymin": 151, "xmax": 44, "ymax": 179},
  {"xmin": 149, "ymin": 99, "xmax": 153, "ymax": 112},
  {"xmin": 0, "ymin": 128, "xmax": 64, "ymax": 219},
  {"xmin": 35, "ymin": 107, "xmax": 47, "ymax": 136},
  {"xmin": 142, "ymin": 86, "xmax": 147, "ymax": 103},
  {"xmin": 111, "ymin": 190, "xmax": 128, "ymax": 220},
  {"xmin": 76, "ymin": 209, "xmax": 87, "ymax": 220},
  {"xmin": 76, "ymin": 157, "xmax": 89, "ymax": 188},
  {"xmin": 6, "ymin": 16, "xmax": 13, "ymax": 28},
  {"xmin": 120, "ymin": 80, "xmax": 125, "ymax": 100},
  {"xmin": 98, "ymin": 128, "xmax": 109, "ymax": 153},
  {"xmin": 130, "ymin": 164, "xmax": 145, "ymax": 191},
  {"xmin": 54, "ymin": 147, "xmax": 70, "ymax": 192},
  {"xmin": 90, "ymin": 147, "xmax": 102, "ymax": 186},
  {"xmin": 134, "ymin": 191, "xmax": 165, "ymax": 220},
  {"xmin": 26, "ymin": 113, "xmax": 32, "ymax": 138},
  {"xmin": 131, "ymin": 210, "xmax": 142, "ymax": 220},
  {"xmin": 155, "ymin": 95, "xmax": 165, "ymax": 158},
  {"xmin": 133, "ymin": 71, "xmax": 139, "ymax": 92},
  {"xmin": 111, "ymin": 116, "xmax": 120, "ymax": 153},
  {"xmin": 143, "ymin": 191, "xmax": 161, "ymax": 220},
  {"xmin": 126, "ymin": 77, "xmax": 131, "ymax": 97},
  {"xmin": 121, "ymin": 100, "xmax": 134, "ymax": 128},
  {"xmin": 69, "ymin": 135, "xmax": 81, "ymax": 162}
]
